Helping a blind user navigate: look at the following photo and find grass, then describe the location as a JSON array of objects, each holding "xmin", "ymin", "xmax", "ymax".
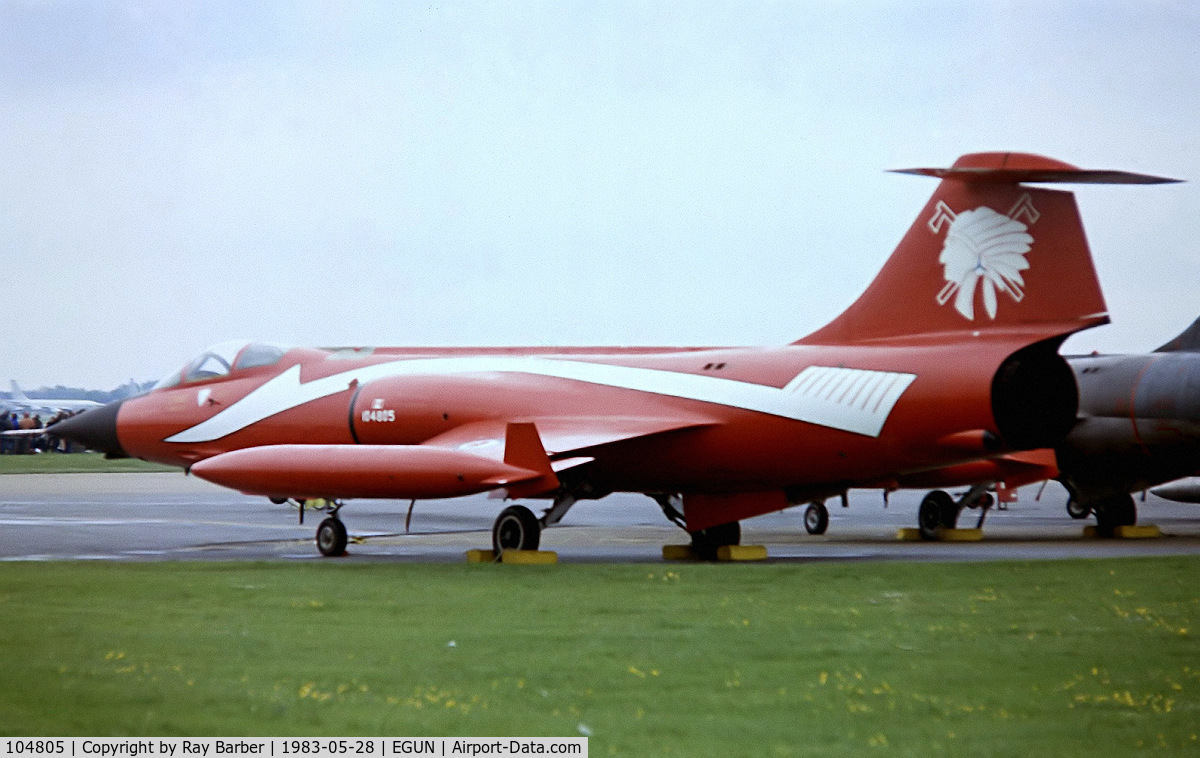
[
  {"xmin": 0, "ymin": 558, "xmax": 1197, "ymax": 754},
  {"xmin": 0, "ymin": 452, "xmax": 176, "ymax": 474}
]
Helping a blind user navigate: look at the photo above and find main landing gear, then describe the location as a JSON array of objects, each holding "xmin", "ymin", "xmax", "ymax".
[
  {"xmin": 1090, "ymin": 493, "xmax": 1137, "ymax": 536},
  {"xmin": 688, "ymin": 522, "xmax": 741, "ymax": 561},
  {"xmin": 650, "ymin": 493, "xmax": 742, "ymax": 560},
  {"xmin": 1063, "ymin": 485, "xmax": 1137, "ymax": 535},
  {"xmin": 917, "ymin": 485, "xmax": 995, "ymax": 540},
  {"xmin": 492, "ymin": 505, "xmax": 541, "ymax": 552},
  {"xmin": 490, "ymin": 493, "xmax": 580, "ymax": 554}
]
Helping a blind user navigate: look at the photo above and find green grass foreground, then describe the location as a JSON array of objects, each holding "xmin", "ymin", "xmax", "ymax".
[
  {"xmin": 1, "ymin": 558, "xmax": 1197, "ymax": 755},
  {"xmin": 0, "ymin": 452, "xmax": 176, "ymax": 474}
]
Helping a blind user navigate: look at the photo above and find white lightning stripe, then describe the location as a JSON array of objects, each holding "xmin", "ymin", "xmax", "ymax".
[{"xmin": 164, "ymin": 357, "xmax": 917, "ymax": 444}]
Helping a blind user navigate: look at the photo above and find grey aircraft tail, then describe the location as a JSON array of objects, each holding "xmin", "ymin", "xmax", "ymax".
[{"xmin": 1155, "ymin": 316, "xmax": 1200, "ymax": 352}]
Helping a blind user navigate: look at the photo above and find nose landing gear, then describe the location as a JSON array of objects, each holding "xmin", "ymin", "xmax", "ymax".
[
  {"xmin": 803, "ymin": 501, "xmax": 830, "ymax": 535},
  {"xmin": 282, "ymin": 498, "xmax": 347, "ymax": 557},
  {"xmin": 316, "ymin": 516, "xmax": 348, "ymax": 557}
]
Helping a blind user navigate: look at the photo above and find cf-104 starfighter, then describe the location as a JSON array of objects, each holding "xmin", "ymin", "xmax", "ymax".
[{"xmin": 52, "ymin": 152, "xmax": 1178, "ymax": 558}]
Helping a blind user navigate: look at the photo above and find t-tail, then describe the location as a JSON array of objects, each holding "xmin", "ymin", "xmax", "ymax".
[{"xmin": 797, "ymin": 152, "xmax": 1180, "ymax": 346}]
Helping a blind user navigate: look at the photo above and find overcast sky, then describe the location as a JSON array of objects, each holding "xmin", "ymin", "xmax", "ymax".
[{"xmin": 3, "ymin": 1, "xmax": 1198, "ymax": 389}]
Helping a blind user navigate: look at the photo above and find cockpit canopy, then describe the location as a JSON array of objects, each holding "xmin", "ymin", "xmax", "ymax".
[{"xmin": 154, "ymin": 341, "xmax": 289, "ymax": 390}]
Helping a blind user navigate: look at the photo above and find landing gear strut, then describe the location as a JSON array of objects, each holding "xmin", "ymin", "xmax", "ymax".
[{"xmin": 649, "ymin": 493, "xmax": 687, "ymax": 529}]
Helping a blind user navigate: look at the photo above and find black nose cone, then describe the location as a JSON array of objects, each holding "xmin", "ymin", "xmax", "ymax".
[{"xmin": 50, "ymin": 399, "xmax": 127, "ymax": 458}]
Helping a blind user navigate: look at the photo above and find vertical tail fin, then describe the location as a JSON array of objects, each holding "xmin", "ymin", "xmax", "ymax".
[
  {"xmin": 1155, "ymin": 316, "xmax": 1200, "ymax": 353},
  {"xmin": 10, "ymin": 381, "xmax": 29, "ymax": 402},
  {"xmin": 797, "ymin": 153, "xmax": 1179, "ymax": 346}
]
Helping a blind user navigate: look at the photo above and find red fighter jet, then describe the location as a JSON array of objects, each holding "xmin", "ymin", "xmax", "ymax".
[{"xmin": 52, "ymin": 152, "xmax": 1177, "ymax": 558}]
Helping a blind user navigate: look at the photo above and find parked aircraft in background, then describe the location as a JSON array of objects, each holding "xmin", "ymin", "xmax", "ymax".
[
  {"xmin": 50, "ymin": 152, "xmax": 1179, "ymax": 557},
  {"xmin": 2, "ymin": 381, "xmax": 101, "ymax": 415},
  {"xmin": 1054, "ymin": 315, "xmax": 1200, "ymax": 527}
]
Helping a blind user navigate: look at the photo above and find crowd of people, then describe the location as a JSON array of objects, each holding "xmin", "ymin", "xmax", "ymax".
[{"xmin": 0, "ymin": 409, "xmax": 84, "ymax": 454}]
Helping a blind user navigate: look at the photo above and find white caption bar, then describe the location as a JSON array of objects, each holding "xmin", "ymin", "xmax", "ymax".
[{"xmin": 0, "ymin": 739, "xmax": 587, "ymax": 758}]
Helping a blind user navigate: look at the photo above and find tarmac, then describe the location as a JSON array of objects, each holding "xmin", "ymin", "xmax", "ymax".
[{"xmin": 2, "ymin": 472, "xmax": 1199, "ymax": 563}]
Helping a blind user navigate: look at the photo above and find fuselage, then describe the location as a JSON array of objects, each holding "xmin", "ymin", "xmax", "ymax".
[{"xmin": 103, "ymin": 335, "xmax": 1073, "ymax": 506}]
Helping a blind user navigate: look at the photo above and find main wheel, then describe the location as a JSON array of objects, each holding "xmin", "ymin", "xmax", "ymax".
[
  {"xmin": 1093, "ymin": 493, "xmax": 1136, "ymax": 535},
  {"xmin": 1066, "ymin": 499, "xmax": 1091, "ymax": 520},
  {"xmin": 492, "ymin": 505, "xmax": 541, "ymax": 553},
  {"xmin": 918, "ymin": 490, "xmax": 957, "ymax": 540},
  {"xmin": 689, "ymin": 521, "xmax": 741, "ymax": 561},
  {"xmin": 316, "ymin": 517, "xmax": 348, "ymax": 557},
  {"xmin": 804, "ymin": 502, "xmax": 829, "ymax": 535}
]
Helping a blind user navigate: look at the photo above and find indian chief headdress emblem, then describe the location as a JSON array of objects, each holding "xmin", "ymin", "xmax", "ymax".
[{"xmin": 928, "ymin": 193, "xmax": 1039, "ymax": 320}]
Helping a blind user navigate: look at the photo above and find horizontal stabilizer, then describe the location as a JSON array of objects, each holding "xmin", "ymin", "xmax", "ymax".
[
  {"xmin": 891, "ymin": 168, "xmax": 1181, "ymax": 184},
  {"xmin": 891, "ymin": 153, "xmax": 1180, "ymax": 184}
]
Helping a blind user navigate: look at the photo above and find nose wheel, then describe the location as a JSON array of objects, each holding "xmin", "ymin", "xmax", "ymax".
[
  {"xmin": 316, "ymin": 517, "xmax": 348, "ymax": 557},
  {"xmin": 803, "ymin": 502, "xmax": 829, "ymax": 535}
]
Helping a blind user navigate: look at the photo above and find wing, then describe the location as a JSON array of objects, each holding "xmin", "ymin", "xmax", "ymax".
[
  {"xmin": 419, "ymin": 415, "xmax": 717, "ymax": 459},
  {"xmin": 189, "ymin": 415, "xmax": 716, "ymax": 501}
]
